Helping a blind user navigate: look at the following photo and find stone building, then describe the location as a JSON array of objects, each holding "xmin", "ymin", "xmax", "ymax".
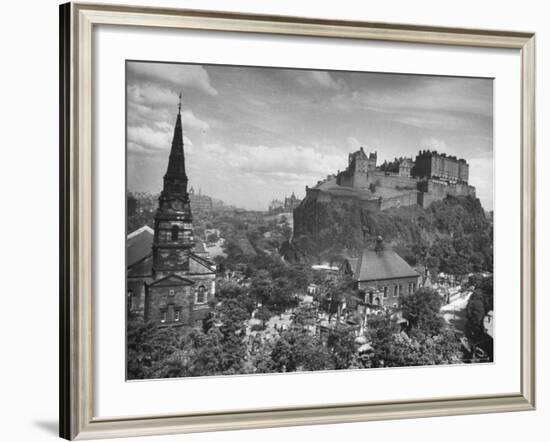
[
  {"xmin": 126, "ymin": 97, "xmax": 216, "ymax": 328},
  {"xmin": 302, "ymin": 146, "xmax": 476, "ymax": 212},
  {"xmin": 284, "ymin": 192, "xmax": 302, "ymax": 211},
  {"xmin": 343, "ymin": 242, "xmax": 420, "ymax": 308},
  {"xmin": 412, "ymin": 150, "xmax": 469, "ymax": 184},
  {"xmin": 188, "ymin": 186, "xmax": 213, "ymax": 214}
]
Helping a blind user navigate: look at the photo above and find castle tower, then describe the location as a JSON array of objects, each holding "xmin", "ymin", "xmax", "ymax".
[
  {"xmin": 350, "ymin": 147, "xmax": 369, "ymax": 189},
  {"xmin": 152, "ymin": 94, "xmax": 195, "ymax": 278},
  {"xmin": 367, "ymin": 151, "xmax": 377, "ymax": 171}
]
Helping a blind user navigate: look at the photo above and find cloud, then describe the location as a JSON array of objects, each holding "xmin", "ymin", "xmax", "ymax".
[
  {"xmin": 127, "ymin": 125, "xmax": 172, "ymax": 153},
  {"xmin": 468, "ymin": 155, "xmax": 494, "ymax": 211},
  {"xmin": 226, "ymin": 144, "xmax": 346, "ymax": 179},
  {"xmin": 127, "ymin": 62, "xmax": 218, "ymax": 96},
  {"xmin": 295, "ymin": 71, "xmax": 346, "ymax": 90},
  {"xmin": 127, "ymin": 124, "xmax": 193, "ymax": 154},
  {"xmin": 420, "ymin": 137, "xmax": 448, "ymax": 151}
]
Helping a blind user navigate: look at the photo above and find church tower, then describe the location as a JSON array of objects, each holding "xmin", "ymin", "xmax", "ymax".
[{"xmin": 152, "ymin": 94, "xmax": 195, "ymax": 279}]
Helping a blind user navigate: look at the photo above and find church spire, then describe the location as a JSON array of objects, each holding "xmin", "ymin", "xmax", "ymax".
[{"xmin": 163, "ymin": 93, "xmax": 187, "ymax": 194}]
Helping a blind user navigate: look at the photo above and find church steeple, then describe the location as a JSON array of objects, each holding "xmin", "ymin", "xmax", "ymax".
[
  {"xmin": 163, "ymin": 93, "xmax": 188, "ymax": 195},
  {"xmin": 152, "ymin": 94, "xmax": 195, "ymax": 278}
]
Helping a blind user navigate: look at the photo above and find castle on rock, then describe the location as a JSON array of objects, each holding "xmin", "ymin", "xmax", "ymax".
[{"xmin": 304, "ymin": 147, "xmax": 476, "ymax": 210}]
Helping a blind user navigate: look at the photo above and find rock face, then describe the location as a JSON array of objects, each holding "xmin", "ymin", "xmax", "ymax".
[{"xmin": 289, "ymin": 191, "xmax": 492, "ymax": 273}]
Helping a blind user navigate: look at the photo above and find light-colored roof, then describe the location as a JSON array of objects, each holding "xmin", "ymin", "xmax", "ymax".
[
  {"xmin": 350, "ymin": 249, "xmax": 419, "ymax": 282},
  {"xmin": 127, "ymin": 226, "xmax": 154, "ymax": 267}
]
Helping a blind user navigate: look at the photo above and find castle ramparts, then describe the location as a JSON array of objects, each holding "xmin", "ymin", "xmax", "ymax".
[{"xmin": 303, "ymin": 147, "xmax": 476, "ymax": 210}]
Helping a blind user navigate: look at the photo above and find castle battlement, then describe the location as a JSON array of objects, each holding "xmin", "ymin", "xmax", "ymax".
[{"xmin": 305, "ymin": 147, "xmax": 476, "ymax": 211}]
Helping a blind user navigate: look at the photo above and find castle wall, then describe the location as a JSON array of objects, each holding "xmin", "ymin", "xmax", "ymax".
[
  {"xmin": 305, "ymin": 188, "xmax": 380, "ymax": 211},
  {"xmin": 418, "ymin": 180, "xmax": 476, "ymax": 208},
  {"xmin": 369, "ymin": 171, "xmax": 418, "ymax": 189},
  {"xmin": 379, "ymin": 190, "xmax": 419, "ymax": 210}
]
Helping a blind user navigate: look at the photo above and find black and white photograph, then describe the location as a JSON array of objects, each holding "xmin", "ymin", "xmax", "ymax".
[{"xmin": 125, "ymin": 61, "xmax": 494, "ymax": 380}]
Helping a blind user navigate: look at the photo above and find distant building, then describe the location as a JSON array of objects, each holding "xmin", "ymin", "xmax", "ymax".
[
  {"xmin": 127, "ymin": 98, "xmax": 216, "ymax": 328},
  {"xmin": 343, "ymin": 243, "xmax": 419, "ymax": 308},
  {"xmin": 268, "ymin": 199, "xmax": 284, "ymax": 213},
  {"xmin": 188, "ymin": 186, "xmax": 213, "ymax": 214},
  {"xmin": 268, "ymin": 193, "xmax": 302, "ymax": 213},
  {"xmin": 284, "ymin": 192, "xmax": 302, "ymax": 211}
]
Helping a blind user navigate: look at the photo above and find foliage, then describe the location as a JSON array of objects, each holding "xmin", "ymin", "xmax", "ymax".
[
  {"xmin": 326, "ymin": 325, "xmax": 361, "ymax": 369},
  {"xmin": 400, "ymin": 288, "xmax": 444, "ymax": 335},
  {"xmin": 270, "ymin": 328, "xmax": 333, "ymax": 372},
  {"xmin": 465, "ymin": 275, "xmax": 494, "ymax": 340},
  {"xmin": 366, "ymin": 311, "xmax": 461, "ymax": 368},
  {"xmin": 291, "ymin": 195, "xmax": 493, "ymax": 275}
]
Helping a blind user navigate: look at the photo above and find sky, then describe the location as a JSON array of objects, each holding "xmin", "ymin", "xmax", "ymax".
[{"xmin": 126, "ymin": 61, "xmax": 494, "ymax": 211}]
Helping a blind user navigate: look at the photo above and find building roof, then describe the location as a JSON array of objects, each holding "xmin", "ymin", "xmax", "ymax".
[
  {"xmin": 350, "ymin": 249, "xmax": 419, "ymax": 282},
  {"xmin": 194, "ymin": 241, "xmax": 207, "ymax": 254},
  {"xmin": 127, "ymin": 226, "xmax": 154, "ymax": 267}
]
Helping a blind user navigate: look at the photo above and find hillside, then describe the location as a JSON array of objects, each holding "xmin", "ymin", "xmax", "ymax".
[{"xmin": 287, "ymin": 194, "xmax": 492, "ymax": 275}]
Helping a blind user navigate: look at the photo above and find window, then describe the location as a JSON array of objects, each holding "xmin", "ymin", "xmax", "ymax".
[
  {"xmin": 399, "ymin": 284, "xmax": 402, "ymax": 295},
  {"xmin": 174, "ymin": 310, "xmax": 180, "ymax": 322},
  {"xmin": 383, "ymin": 286, "xmax": 388, "ymax": 298},
  {"xmin": 169, "ymin": 289, "xmax": 175, "ymax": 296},
  {"xmin": 196, "ymin": 285, "xmax": 207, "ymax": 304},
  {"xmin": 412, "ymin": 283, "xmax": 417, "ymax": 293},
  {"xmin": 171, "ymin": 225, "xmax": 179, "ymax": 241},
  {"xmin": 160, "ymin": 311, "xmax": 167, "ymax": 323},
  {"xmin": 393, "ymin": 285, "xmax": 398, "ymax": 297}
]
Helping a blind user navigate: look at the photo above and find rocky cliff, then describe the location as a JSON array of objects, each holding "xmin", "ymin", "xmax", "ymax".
[{"xmin": 286, "ymin": 192, "xmax": 492, "ymax": 274}]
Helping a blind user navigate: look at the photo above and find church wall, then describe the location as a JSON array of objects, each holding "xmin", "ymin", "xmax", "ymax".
[
  {"xmin": 145, "ymin": 279, "xmax": 214, "ymax": 327},
  {"xmin": 357, "ymin": 276, "xmax": 420, "ymax": 308},
  {"xmin": 145, "ymin": 284, "xmax": 194, "ymax": 325}
]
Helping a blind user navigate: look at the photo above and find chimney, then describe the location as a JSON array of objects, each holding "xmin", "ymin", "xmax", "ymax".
[{"xmin": 374, "ymin": 235, "xmax": 384, "ymax": 252}]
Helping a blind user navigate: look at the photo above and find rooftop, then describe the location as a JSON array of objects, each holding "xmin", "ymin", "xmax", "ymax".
[
  {"xmin": 127, "ymin": 226, "xmax": 154, "ymax": 267},
  {"xmin": 349, "ymin": 249, "xmax": 419, "ymax": 282}
]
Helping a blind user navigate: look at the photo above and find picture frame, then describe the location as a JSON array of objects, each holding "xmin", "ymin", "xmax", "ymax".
[{"xmin": 59, "ymin": 2, "xmax": 536, "ymax": 440}]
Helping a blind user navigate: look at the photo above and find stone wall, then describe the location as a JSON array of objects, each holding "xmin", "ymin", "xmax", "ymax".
[
  {"xmin": 145, "ymin": 277, "xmax": 215, "ymax": 327},
  {"xmin": 358, "ymin": 276, "xmax": 419, "ymax": 308},
  {"xmin": 418, "ymin": 180, "xmax": 476, "ymax": 208},
  {"xmin": 368, "ymin": 171, "xmax": 418, "ymax": 189},
  {"xmin": 379, "ymin": 190, "xmax": 420, "ymax": 210}
]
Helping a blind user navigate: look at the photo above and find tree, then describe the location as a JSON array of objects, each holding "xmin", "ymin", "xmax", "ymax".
[
  {"xmin": 366, "ymin": 312, "xmax": 401, "ymax": 368},
  {"xmin": 465, "ymin": 275, "xmax": 493, "ymax": 341},
  {"xmin": 126, "ymin": 317, "xmax": 185, "ymax": 379},
  {"xmin": 250, "ymin": 270, "xmax": 274, "ymax": 306},
  {"xmin": 271, "ymin": 328, "xmax": 333, "ymax": 372},
  {"xmin": 255, "ymin": 305, "xmax": 274, "ymax": 323},
  {"xmin": 400, "ymin": 288, "xmax": 444, "ymax": 335},
  {"xmin": 327, "ymin": 324, "xmax": 361, "ymax": 369},
  {"xmin": 216, "ymin": 279, "xmax": 246, "ymax": 300},
  {"xmin": 367, "ymin": 312, "xmax": 461, "ymax": 368}
]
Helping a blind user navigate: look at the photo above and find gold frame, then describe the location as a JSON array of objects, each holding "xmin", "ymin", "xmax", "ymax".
[{"xmin": 59, "ymin": 2, "xmax": 536, "ymax": 440}]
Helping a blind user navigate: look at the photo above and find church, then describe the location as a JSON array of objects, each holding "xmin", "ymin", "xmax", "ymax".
[{"xmin": 127, "ymin": 95, "xmax": 216, "ymax": 328}]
